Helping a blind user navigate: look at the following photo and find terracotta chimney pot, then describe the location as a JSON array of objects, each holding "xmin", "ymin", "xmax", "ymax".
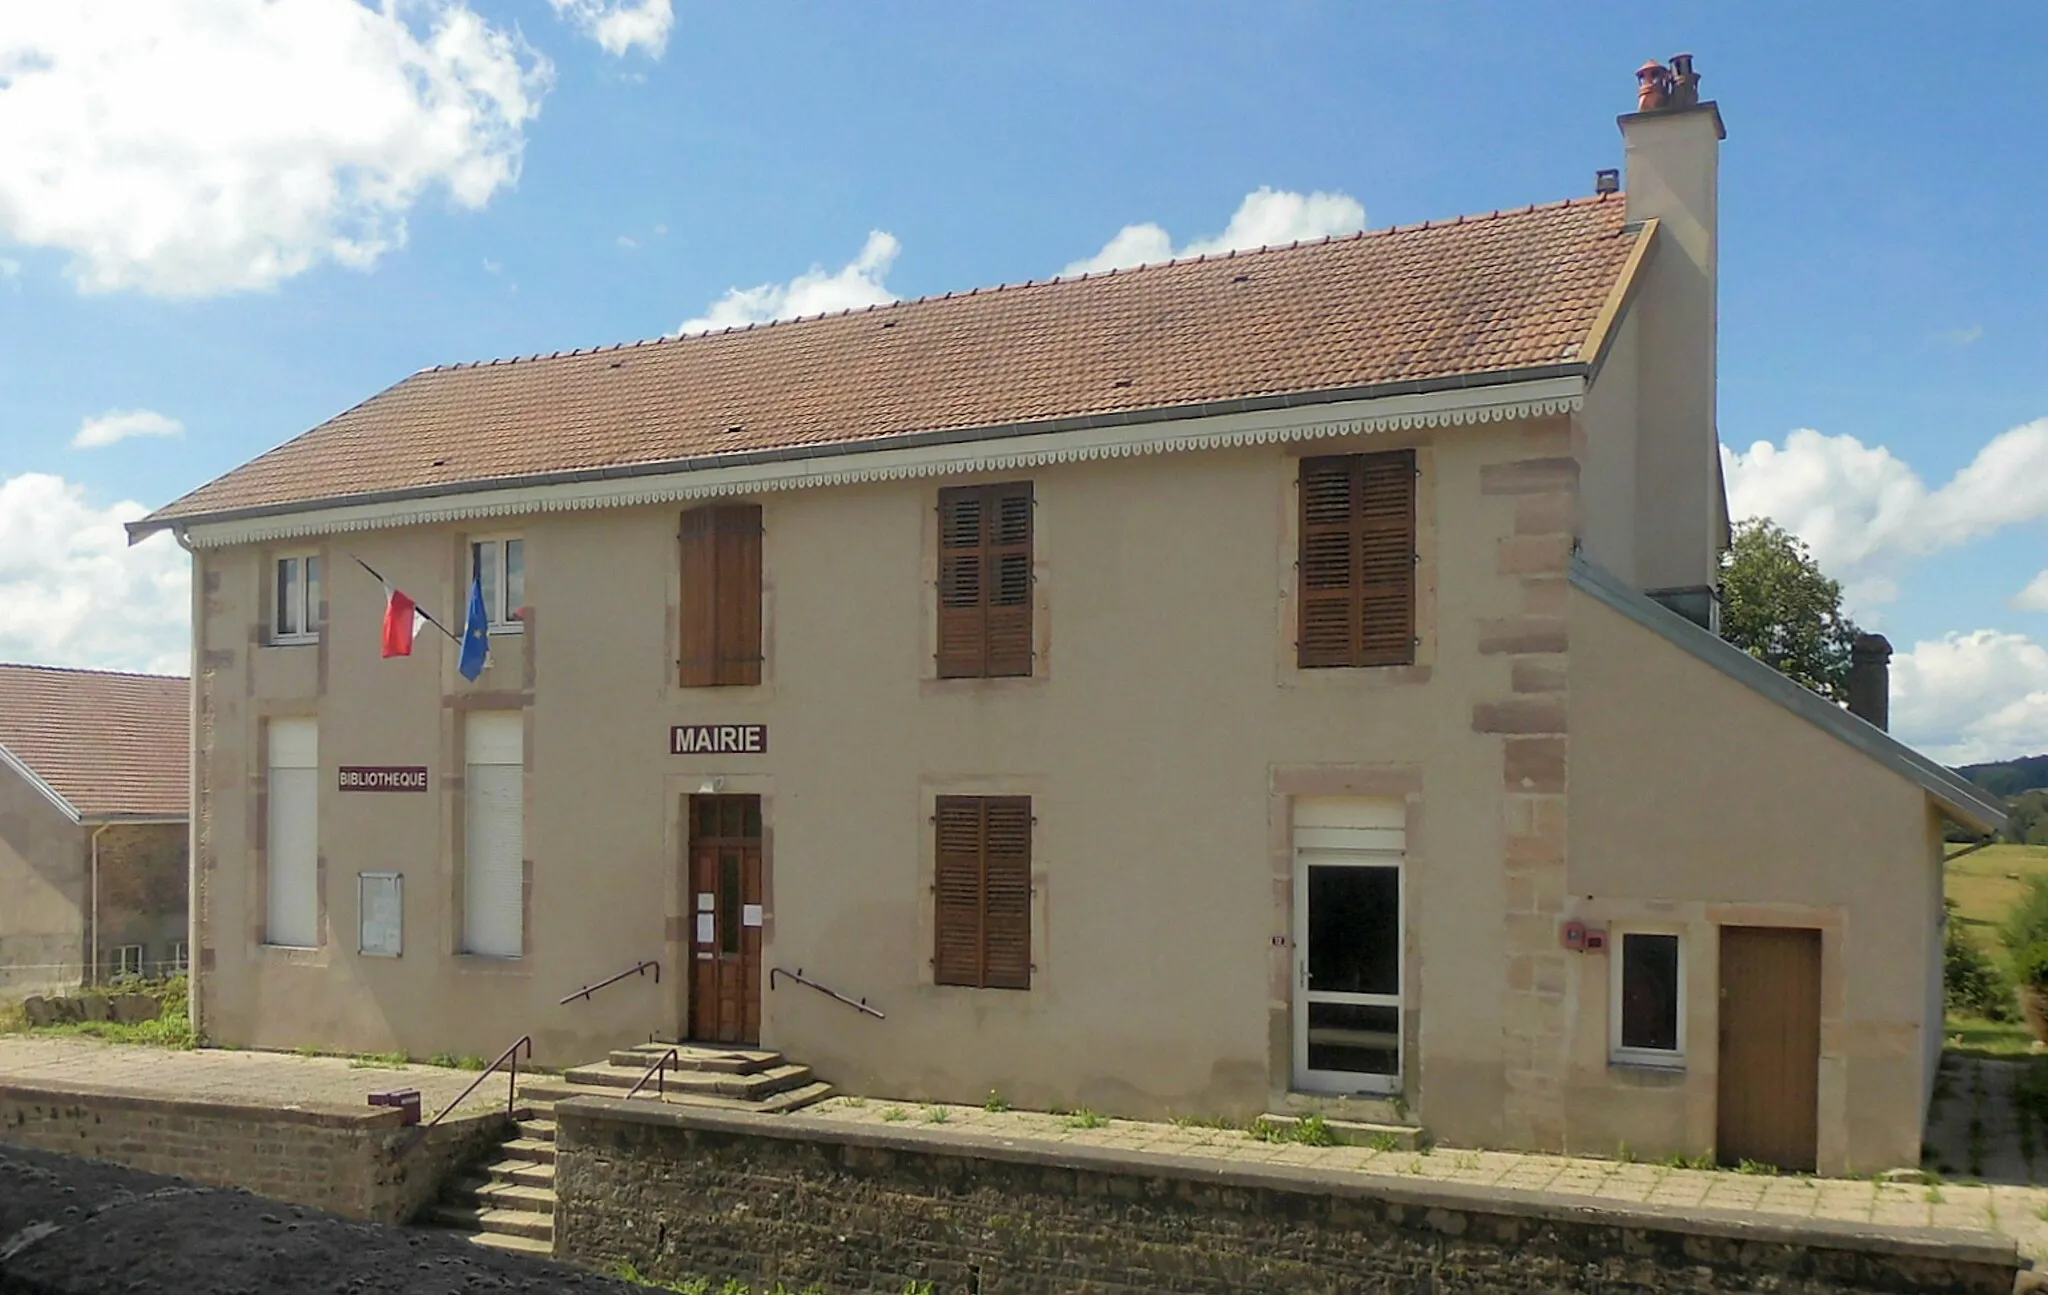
[{"xmin": 1637, "ymin": 60, "xmax": 1670, "ymax": 112}]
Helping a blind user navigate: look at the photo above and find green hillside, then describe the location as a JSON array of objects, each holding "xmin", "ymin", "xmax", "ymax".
[{"xmin": 1959, "ymin": 754, "xmax": 2048, "ymax": 798}]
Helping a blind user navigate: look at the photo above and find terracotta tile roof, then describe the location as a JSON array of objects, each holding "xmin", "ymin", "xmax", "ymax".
[
  {"xmin": 144, "ymin": 194, "xmax": 1637, "ymax": 527},
  {"xmin": 0, "ymin": 665, "xmax": 189, "ymax": 820}
]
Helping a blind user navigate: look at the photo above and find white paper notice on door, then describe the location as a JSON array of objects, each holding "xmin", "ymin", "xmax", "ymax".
[
  {"xmin": 697, "ymin": 892, "xmax": 715, "ymax": 912},
  {"xmin": 696, "ymin": 914, "xmax": 715, "ymax": 945},
  {"xmin": 742, "ymin": 904, "xmax": 763, "ymax": 928}
]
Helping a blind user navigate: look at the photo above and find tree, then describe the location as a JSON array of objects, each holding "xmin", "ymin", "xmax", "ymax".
[{"xmin": 1718, "ymin": 518, "xmax": 1861, "ymax": 703}]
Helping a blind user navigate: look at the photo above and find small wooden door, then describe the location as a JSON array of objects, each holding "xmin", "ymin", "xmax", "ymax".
[
  {"xmin": 1717, "ymin": 926, "xmax": 1822, "ymax": 1172},
  {"xmin": 687, "ymin": 795, "xmax": 763, "ymax": 1046}
]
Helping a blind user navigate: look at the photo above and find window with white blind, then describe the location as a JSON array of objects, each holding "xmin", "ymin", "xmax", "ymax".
[
  {"xmin": 463, "ymin": 712, "xmax": 525, "ymax": 958},
  {"xmin": 265, "ymin": 717, "xmax": 320, "ymax": 947}
]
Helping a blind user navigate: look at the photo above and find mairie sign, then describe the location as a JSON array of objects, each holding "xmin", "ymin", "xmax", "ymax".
[{"xmin": 670, "ymin": 724, "xmax": 767, "ymax": 755}]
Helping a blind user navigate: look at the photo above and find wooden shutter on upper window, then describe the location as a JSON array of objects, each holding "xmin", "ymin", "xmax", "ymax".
[
  {"xmin": 679, "ymin": 503, "xmax": 763, "ymax": 687},
  {"xmin": 937, "ymin": 483, "xmax": 1033, "ymax": 679},
  {"xmin": 1298, "ymin": 451, "xmax": 1417, "ymax": 669},
  {"xmin": 932, "ymin": 795, "xmax": 1032, "ymax": 990}
]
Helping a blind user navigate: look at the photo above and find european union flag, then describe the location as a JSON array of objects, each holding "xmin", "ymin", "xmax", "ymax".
[{"xmin": 457, "ymin": 576, "xmax": 490, "ymax": 681}]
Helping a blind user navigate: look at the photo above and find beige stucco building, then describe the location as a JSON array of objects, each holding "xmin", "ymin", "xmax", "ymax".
[
  {"xmin": 134, "ymin": 86, "xmax": 2005, "ymax": 1176},
  {"xmin": 0, "ymin": 664, "xmax": 191, "ymax": 993}
]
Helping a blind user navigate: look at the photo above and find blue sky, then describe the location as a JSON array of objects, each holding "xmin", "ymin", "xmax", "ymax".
[{"xmin": 2, "ymin": 0, "xmax": 2044, "ymax": 762}]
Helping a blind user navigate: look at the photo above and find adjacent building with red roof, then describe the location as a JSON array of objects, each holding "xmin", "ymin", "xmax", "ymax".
[{"xmin": 0, "ymin": 664, "xmax": 191, "ymax": 992}]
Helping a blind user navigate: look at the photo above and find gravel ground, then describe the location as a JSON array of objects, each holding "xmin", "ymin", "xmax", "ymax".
[{"xmin": 0, "ymin": 1144, "xmax": 639, "ymax": 1295}]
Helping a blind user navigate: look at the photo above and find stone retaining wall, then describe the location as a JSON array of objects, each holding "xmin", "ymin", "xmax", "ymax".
[
  {"xmin": 554, "ymin": 1096, "xmax": 2020, "ymax": 1295},
  {"xmin": 0, "ymin": 1077, "xmax": 506, "ymax": 1225}
]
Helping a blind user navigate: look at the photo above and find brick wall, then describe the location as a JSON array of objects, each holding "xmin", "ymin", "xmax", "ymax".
[
  {"xmin": 554, "ymin": 1098, "xmax": 2017, "ymax": 1295},
  {"xmin": 0, "ymin": 1078, "xmax": 506, "ymax": 1225},
  {"xmin": 91, "ymin": 821, "xmax": 189, "ymax": 977}
]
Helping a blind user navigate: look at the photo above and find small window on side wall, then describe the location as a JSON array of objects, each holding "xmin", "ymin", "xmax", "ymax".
[
  {"xmin": 471, "ymin": 538, "xmax": 526, "ymax": 633},
  {"xmin": 1611, "ymin": 931, "xmax": 1684, "ymax": 1067},
  {"xmin": 273, "ymin": 554, "xmax": 322, "ymax": 643}
]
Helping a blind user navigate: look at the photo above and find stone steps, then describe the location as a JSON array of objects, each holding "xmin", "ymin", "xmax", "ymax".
[
  {"xmin": 415, "ymin": 1041, "xmax": 831, "ymax": 1258},
  {"xmin": 422, "ymin": 1201, "xmax": 554, "ymax": 1242},
  {"xmin": 555, "ymin": 1059, "xmax": 818, "ymax": 1100}
]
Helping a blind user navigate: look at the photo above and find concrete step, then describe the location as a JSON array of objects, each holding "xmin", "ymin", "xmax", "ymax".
[
  {"xmin": 463, "ymin": 1231, "xmax": 554, "ymax": 1258},
  {"xmin": 609, "ymin": 1043, "xmax": 784, "ymax": 1074},
  {"xmin": 422, "ymin": 1203, "xmax": 553, "ymax": 1242},
  {"xmin": 448, "ymin": 1177, "xmax": 556, "ymax": 1215},
  {"xmin": 482, "ymin": 1158, "xmax": 555, "ymax": 1190},
  {"xmin": 560, "ymin": 1060, "xmax": 814, "ymax": 1100},
  {"xmin": 520, "ymin": 1075, "xmax": 835, "ymax": 1115},
  {"xmin": 514, "ymin": 1117, "xmax": 556, "ymax": 1143},
  {"xmin": 756, "ymin": 1080, "xmax": 834, "ymax": 1114},
  {"xmin": 1255, "ymin": 1112, "xmax": 1425, "ymax": 1151},
  {"xmin": 498, "ymin": 1136, "xmax": 556, "ymax": 1164}
]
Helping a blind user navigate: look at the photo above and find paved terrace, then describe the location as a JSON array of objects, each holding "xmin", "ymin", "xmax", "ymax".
[
  {"xmin": 1, "ymin": 1037, "xmax": 2043, "ymax": 1263},
  {"xmin": 0, "ymin": 1036, "xmax": 527, "ymax": 1119}
]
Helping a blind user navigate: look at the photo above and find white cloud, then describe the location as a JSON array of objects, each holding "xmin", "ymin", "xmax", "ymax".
[
  {"xmin": 677, "ymin": 230, "xmax": 901, "ymax": 335},
  {"xmin": 0, "ymin": 1, "xmax": 552, "ymax": 298},
  {"xmin": 548, "ymin": 0, "xmax": 672, "ymax": 58},
  {"xmin": 1721, "ymin": 419, "xmax": 2048, "ymax": 613},
  {"xmin": 1061, "ymin": 187, "xmax": 1367, "ymax": 277},
  {"xmin": 0, "ymin": 474, "xmax": 189, "ymax": 676},
  {"xmin": 2015, "ymin": 571, "xmax": 2048, "ymax": 613},
  {"xmin": 1943, "ymin": 324, "xmax": 1984, "ymax": 346},
  {"xmin": 0, "ymin": 257, "xmax": 17, "ymax": 277},
  {"xmin": 616, "ymin": 234, "xmax": 639, "ymax": 250},
  {"xmin": 1890, "ymin": 630, "xmax": 2048, "ymax": 765},
  {"xmin": 71, "ymin": 409, "xmax": 185, "ymax": 450}
]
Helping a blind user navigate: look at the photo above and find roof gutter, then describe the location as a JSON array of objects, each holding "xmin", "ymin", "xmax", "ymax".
[
  {"xmin": 0, "ymin": 741, "xmax": 82, "ymax": 824},
  {"xmin": 127, "ymin": 362, "xmax": 1588, "ymax": 543}
]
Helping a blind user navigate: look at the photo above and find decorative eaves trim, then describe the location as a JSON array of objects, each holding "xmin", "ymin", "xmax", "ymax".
[
  {"xmin": 1567, "ymin": 554, "xmax": 2009, "ymax": 835},
  {"xmin": 173, "ymin": 375, "xmax": 1585, "ymax": 549},
  {"xmin": 0, "ymin": 742, "xmax": 82, "ymax": 825}
]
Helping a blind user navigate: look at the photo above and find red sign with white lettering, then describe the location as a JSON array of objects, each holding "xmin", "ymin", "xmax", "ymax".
[
  {"xmin": 339, "ymin": 766, "xmax": 429, "ymax": 792},
  {"xmin": 670, "ymin": 724, "xmax": 767, "ymax": 755}
]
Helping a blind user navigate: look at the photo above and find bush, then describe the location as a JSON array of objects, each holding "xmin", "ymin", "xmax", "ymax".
[
  {"xmin": 2016, "ymin": 941, "xmax": 2048, "ymax": 992},
  {"xmin": 1946, "ymin": 906, "xmax": 2016, "ymax": 1020},
  {"xmin": 2002, "ymin": 877, "xmax": 2048, "ymax": 961}
]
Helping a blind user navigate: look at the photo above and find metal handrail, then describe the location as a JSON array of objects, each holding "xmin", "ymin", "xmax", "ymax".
[
  {"xmin": 624, "ymin": 1047, "xmax": 679, "ymax": 1101},
  {"xmin": 559, "ymin": 959, "xmax": 660, "ymax": 1005},
  {"xmin": 423, "ymin": 1034, "xmax": 532, "ymax": 1129},
  {"xmin": 770, "ymin": 966, "xmax": 885, "ymax": 1019}
]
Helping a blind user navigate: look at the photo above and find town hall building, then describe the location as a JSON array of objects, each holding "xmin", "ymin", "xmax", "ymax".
[{"xmin": 134, "ymin": 71, "xmax": 2005, "ymax": 1176}]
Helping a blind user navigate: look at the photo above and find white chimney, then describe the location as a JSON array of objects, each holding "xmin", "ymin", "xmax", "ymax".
[{"xmin": 1620, "ymin": 56, "xmax": 1727, "ymax": 631}]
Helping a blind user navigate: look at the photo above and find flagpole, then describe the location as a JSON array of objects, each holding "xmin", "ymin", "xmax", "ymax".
[{"xmin": 351, "ymin": 554, "xmax": 463, "ymax": 645}]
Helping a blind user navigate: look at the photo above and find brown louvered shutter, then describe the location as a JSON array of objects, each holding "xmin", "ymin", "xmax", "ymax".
[
  {"xmin": 1297, "ymin": 451, "xmax": 1416, "ymax": 669},
  {"xmin": 933, "ymin": 795, "xmax": 1033, "ymax": 990},
  {"xmin": 984, "ymin": 486, "xmax": 1034, "ymax": 677},
  {"xmin": 981, "ymin": 796, "xmax": 1032, "ymax": 989},
  {"xmin": 713, "ymin": 504, "xmax": 763, "ymax": 685},
  {"xmin": 933, "ymin": 797, "xmax": 986, "ymax": 987},
  {"xmin": 937, "ymin": 483, "xmax": 1033, "ymax": 678},
  {"xmin": 680, "ymin": 503, "xmax": 763, "ymax": 687},
  {"xmin": 679, "ymin": 507, "xmax": 717, "ymax": 686}
]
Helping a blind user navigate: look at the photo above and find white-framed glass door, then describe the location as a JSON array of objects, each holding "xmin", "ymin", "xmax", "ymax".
[{"xmin": 1292, "ymin": 799, "xmax": 1405, "ymax": 1094}]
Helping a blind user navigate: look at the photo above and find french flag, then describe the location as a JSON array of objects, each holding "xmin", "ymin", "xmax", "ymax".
[{"xmin": 381, "ymin": 585, "xmax": 427, "ymax": 658}]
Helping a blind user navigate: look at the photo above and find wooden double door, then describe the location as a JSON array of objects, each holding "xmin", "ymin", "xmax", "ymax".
[
  {"xmin": 687, "ymin": 795, "xmax": 763, "ymax": 1046},
  {"xmin": 1717, "ymin": 926, "xmax": 1822, "ymax": 1173}
]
